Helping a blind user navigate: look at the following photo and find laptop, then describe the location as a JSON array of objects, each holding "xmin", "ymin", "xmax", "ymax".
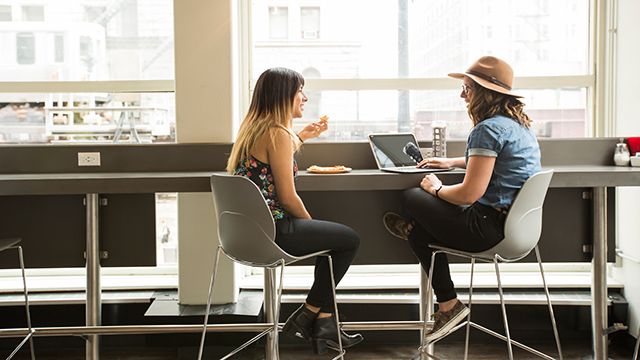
[{"xmin": 368, "ymin": 133, "xmax": 452, "ymax": 174}]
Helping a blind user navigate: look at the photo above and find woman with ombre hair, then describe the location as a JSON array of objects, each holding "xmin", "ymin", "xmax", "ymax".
[{"xmin": 227, "ymin": 67, "xmax": 363, "ymax": 355}]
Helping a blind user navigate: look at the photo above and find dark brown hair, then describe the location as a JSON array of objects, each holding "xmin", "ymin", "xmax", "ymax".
[{"xmin": 467, "ymin": 82, "xmax": 532, "ymax": 128}]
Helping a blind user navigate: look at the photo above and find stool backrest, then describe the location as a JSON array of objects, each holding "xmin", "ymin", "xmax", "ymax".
[
  {"xmin": 489, "ymin": 169, "xmax": 554, "ymax": 260},
  {"xmin": 210, "ymin": 174, "xmax": 295, "ymax": 266}
]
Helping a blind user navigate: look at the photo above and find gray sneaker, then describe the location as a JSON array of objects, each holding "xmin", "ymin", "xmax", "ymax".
[
  {"xmin": 425, "ymin": 300, "xmax": 470, "ymax": 343},
  {"xmin": 383, "ymin": 212, "xmax": 413, "ymax": 241}
]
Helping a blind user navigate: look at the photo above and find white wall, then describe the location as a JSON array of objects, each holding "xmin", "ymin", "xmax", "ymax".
[
  {"xmin": 612, "ymin": 0, "xmax": 640, "ymax": 339},
  {"xmin": 173, "ymin": 0, "xmax": 238, "ymax": 305}
]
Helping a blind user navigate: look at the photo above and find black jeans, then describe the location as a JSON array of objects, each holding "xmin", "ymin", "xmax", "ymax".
[
  {"xmin": 403, "ymin": 188, "xmax": 506, "ymax": 303},
  {"xmin": 275, "ymin": 217, "xmax": 360, "ymax": 313}
]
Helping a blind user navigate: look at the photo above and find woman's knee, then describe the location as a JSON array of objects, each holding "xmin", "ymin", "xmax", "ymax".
[
  {"xmin": 403, "ymin": 187, "xmax": 446, "ymax": 221},
  {"xmin": 321, "ymin": 221, "xmax": 360, "ymax": 252},
  {"xmin": 403, "ymin": 188, "xmax": 430, "ymax": 212},
  {"xmin": 342, "ymin": 225, "xmax": 360, "ymax": 251}
]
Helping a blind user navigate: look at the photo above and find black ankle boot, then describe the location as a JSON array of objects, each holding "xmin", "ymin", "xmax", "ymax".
[
  {"xmin": 311, "ymin": 316, "xmax": 364, "ymax": 355},
  {"xmin": 282, "ymin": 304, "xmax": 317, "ymax": 341}
]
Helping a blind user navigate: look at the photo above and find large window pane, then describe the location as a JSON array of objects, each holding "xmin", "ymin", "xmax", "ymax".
[
  {"xmin": 292, "ymin": 89, "xmax": 588, "ymax": 142},
  {"xmin": 252, "ymin": 0, "xmax": 590, "ymax": 79},
  {"xmin": 252, "ymin": 0, "xmax": 591, "ymax": 140},
  {"xmin": 0, "ymin": 0, "xmax": 176, "ymax": 144},
  {"xmin": 0, "ymin": 92, "xmax": 175, "ymax": 144},
  {"xmin": 0, "ymin": 0, "xmax": 174, "ymax": 81}
]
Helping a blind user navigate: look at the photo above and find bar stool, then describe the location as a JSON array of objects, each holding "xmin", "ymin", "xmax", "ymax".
[
  {"xmin": 0, "ymin": 238, "xmax": 35, "ymax": 360},
  {"xmin": 420, "ymin": 170, "xmax": 563, "ymax": 360},
  {"xmin": 198, "ymin": 174, "xmax": 345, "ymax": 360}
]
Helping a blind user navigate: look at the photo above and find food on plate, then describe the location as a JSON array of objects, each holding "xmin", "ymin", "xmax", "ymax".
[{"xmin": 306, "ymin": 165, "xmax": 352, "ymax": 174}]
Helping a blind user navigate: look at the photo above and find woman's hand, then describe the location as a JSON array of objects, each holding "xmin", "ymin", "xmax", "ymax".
[
  {"xmin": 417, "ymin": 157, "xmax": 451, "ymax": 169},
  {"xmin": 297, "ymin": 116, "xmax": 329, "ymax": 142},
  {"xmin": 420, "ymin": 174, "xmax": 443, "ymax": 196}
]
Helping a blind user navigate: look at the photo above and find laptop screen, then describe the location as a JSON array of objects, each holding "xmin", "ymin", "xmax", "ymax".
[{"xmin": 369, "ymin": 133, "xmax": 424, "ymax": 169}]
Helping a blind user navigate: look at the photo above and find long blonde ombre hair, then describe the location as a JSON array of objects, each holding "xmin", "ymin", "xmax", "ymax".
[
  {"xmin": 467, "ymin": 82, "xmax": 532, "ymax": 128},
  {"xmin": 226, "ymin": 68, "xmax": 305, "ymax": 173}
]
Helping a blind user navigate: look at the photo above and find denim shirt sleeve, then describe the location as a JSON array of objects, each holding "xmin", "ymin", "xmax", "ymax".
[{"xmin": 466, "ymin": 121, "xmax": 505, "ymax": 158}]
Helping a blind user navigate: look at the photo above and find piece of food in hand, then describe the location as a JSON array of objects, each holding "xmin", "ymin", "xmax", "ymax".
[
  {"xmin": 307, "ymin": 165, "xmax": 352, "ymax": 174},
  {"xmin": 319, "ymin": 115, "xmax": 329, "ymax": 123}
]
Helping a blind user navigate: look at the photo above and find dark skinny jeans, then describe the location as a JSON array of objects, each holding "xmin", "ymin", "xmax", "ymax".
[
  {"xmin": 403, "ymin": 188, "xmax": 506, "ymax": 303},
  {"xmin": 275, "ymin": 217, "xmax": 360, "ymax": 313}
]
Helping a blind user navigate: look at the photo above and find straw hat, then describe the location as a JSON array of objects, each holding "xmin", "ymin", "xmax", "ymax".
[{"xmin": 448, "ymin": 56, "xmax": 522, "ymax": 98}]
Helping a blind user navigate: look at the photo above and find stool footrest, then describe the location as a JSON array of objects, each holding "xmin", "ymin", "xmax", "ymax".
[{"xmin": 468, "ymin": 322, "xmax": 555, "ymax": 360}]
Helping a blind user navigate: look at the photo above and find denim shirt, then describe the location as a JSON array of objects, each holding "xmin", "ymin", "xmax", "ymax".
[{"xmin": 464, "ymin": 115, "xmax": 541, "ymax": 209}]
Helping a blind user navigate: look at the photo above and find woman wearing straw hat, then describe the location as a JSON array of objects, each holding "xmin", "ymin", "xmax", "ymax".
[{"xmin": 383, "ymin": 56, "xmax": 541, "ymax": 343}]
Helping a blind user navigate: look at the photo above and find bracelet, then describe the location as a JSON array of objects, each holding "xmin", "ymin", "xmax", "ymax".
[
  {"xmin": 296, "ymin": 133, "xmax": 304, "ymax": 143},
  {"xmin": 434, "ymin": 184, "xmax": 443, "ymax": 198}
]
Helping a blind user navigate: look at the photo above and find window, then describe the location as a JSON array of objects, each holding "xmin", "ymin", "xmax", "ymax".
[
  {"xmin": 54, "ymin": 33, "xmax": 64, "ymax": 62},
  {"xmin": 249, "ymin": 0, "xmax": 592, "ymax": 140},
  {"xmin": 16, "ymin": 32, "xmax": 35, "ymax": 64},
  {"xmin": 300, "ymin": 6, "xmax": 320, "ymax": 39},
  {"xmin": 21, "ymin": 5, "xmax": 44, "ymax": 21},
  {"xmin": 0, "ymin": 0, "xmax": 175, "ymax": 144},
  {"xmin": 0, "ymin": 5, "xmax": 11, "ymax": 21},
  {"xmin": 268, "ymin": 6, "xmax": 288, "ymax": 39}
]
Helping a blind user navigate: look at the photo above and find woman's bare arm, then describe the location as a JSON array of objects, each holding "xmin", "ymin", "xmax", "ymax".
[
  {"xmin": 423, "ymin": 155, "xmax": 495, "ymax": 206},
  {"xmin": 268, "ymin": 129, "xmax": 311, "ymax": 219}
]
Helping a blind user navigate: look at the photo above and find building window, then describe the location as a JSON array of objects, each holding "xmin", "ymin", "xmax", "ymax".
[
  {"xmin": 16, "ymin": 32, "xmax": 35, "ymax": 64},
  {"xmin": 0, "ymin": 5, "xmax": 11, "ymax": 21},
  {"xmin": 268, "ymin": 6, "xmax": 288, "ymax": 39},
  {"xmin": 54, "ymin": 33, "xmax": 64, "ymax": 63},
  {"xmin": 21, "ymin": 5, "xmax": 44, "ymax": 21},
  {"xmin": 300, "ymin": 6, "xmax": 320, "ymax": 39}
]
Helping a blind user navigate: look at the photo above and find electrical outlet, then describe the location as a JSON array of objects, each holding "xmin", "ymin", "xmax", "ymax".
[{"xmin": 78, "ymin": 152, "xmax": 101, "ymax": 167}]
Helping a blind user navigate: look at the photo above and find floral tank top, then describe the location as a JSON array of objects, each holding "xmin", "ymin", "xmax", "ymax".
[{"xmin": 233, "ymin": 156, "xmax": 298, "ymax": 221}]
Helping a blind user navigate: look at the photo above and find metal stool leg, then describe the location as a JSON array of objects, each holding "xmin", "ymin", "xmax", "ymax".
[
  {"xmin": 535, "ymin": 246, "xmax": 563, "ymax": 360},
  {"xmin": 197, "ymin": 245, "xmax": 221, "ymax": 360},
  {"xmin": 6, "ymin": 245, "xmax": 35, "ymax": 360},
  {"xmin": 494, "ymin": 257, "xmax": 514, "ymax": 360},
  {"xmin": 633, "ymin": 325, "xmax": 639, "ymax": 360},
  {"xmin": 418, "ymin": 250, "xmax": 439, "ymax": 356},
  {"xmin": 223, "ymin": 262, "xmax": 282, "ymax": 360},
  {"xmin": 326, "ymin": 254, "xmax": 345, "ymax": 360},
  {"xmin": 463, "ymin": 258, "xmax": 475, "ymax": 360}
]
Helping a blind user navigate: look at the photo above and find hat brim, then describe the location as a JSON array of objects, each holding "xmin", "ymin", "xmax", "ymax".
[{"xmin": 448, "ymin": 72, "xmax": 523, "ymax": 98}]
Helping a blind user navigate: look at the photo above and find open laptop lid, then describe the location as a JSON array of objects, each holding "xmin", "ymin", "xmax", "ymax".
[{"xmin": 368, "ymin": 133, "xmax": 424, "ymax": 170}]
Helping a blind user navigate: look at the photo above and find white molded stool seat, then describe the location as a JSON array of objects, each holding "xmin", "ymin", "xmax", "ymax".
[{"xmin": 421, "ymin": 170, "xmax": 563, "ymax": 360}]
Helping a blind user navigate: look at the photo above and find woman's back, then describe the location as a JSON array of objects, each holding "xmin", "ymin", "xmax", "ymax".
[{"xmin": 465, "ymin": 115, "xmax": 541, "ymax": 209}]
